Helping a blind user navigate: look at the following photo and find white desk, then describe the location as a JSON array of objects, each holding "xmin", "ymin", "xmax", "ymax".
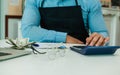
[{"xmin": 0, "ymin": 40, "xmax": 120, "ymax": 75}]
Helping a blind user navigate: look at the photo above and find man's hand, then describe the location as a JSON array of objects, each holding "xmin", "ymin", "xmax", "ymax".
[
  {"xmin": 66, "ymin": 35, "xmax": 84, "ymax": 44},
  {"xmin": 86, "ymin": 32, "xmax": 110, "ymax": 46}
]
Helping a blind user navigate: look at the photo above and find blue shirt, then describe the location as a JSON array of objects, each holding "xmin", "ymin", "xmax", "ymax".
[{"xmin": 21, "ymin": 0, "xmax": 109, "ymax": 42}]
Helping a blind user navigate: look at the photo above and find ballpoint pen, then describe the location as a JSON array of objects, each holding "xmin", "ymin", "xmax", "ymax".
[
  {"xmin": 32, "ymin": 43, "xmax": 67, "ymax": 49},
  {"xmin": 32, "ymin": 43, "xmax": 39, "ymax": 47},
  {"xmin": 31, "ymin": 45, "xmax": 46, "ymax": 54}
]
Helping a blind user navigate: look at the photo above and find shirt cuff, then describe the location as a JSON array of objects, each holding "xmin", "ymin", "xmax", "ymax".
[
  {"xmin": 99, "ymin": 32, "xmax": 110, "ymax": 46},
  {"xmin": 55, "ymin": 32, "xmax": 67, "ymax": 43},
  {"xmin": 98, "ymin": 32, "xmax": 109, "ymax": 38}
]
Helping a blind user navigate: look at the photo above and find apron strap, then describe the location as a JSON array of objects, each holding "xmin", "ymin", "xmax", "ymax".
[
  {"xmin": 75, "ymin": 0, "xmax": 79, "ymax": 6},
  {"xmin": 41, "ymin": 0, "xmax": 79, "ymax": 7},
  {"xmin": 41, "ymin": 0, "xmax": 45, "ymax": 7}
]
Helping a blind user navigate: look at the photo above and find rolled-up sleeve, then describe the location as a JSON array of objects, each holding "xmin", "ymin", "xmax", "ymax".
[
  {"xmin": 88, "ymin": 0, "xmax": 109, "ymax": 37},
  {"xmin": 21, "ymin": 0, "xmax": 67, "ymax": 42}
]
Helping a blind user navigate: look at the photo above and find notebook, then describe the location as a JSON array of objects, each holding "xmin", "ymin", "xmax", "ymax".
[{"xmin": 0, "ymin": 48, "xmax": 31, "ymax": 61}]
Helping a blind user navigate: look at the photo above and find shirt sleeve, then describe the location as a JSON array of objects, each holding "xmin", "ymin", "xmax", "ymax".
[
  {"xmin": 21, "ymin": 0, "xmax": 67, "ymax": 43},
  {"xmin": 88, "ymin": 0, "xmax": 109, "ymax": 38}
]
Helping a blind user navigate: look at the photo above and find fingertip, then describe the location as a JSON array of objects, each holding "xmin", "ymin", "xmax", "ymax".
[
  {"xmin": 89, "ymin": 42, "xmax": 94, "ymax": 46},
  {"xmin": 105, "ymin": 37, "xmax": 110, "ymax": 42},
  {"xmin": 86, "ymin": 43, "xmax": 88, "ymax": 46}
]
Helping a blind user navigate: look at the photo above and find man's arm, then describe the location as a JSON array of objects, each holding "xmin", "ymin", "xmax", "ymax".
[
  {"xmin": 86, "ymin": 0, "xmax": 110, "ymax": 46},
  {"xmin": 21, "ymin": 0, "xmax": 67, "ymax": 43}
]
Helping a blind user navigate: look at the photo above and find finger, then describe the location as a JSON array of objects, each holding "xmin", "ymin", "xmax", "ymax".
[
  {"xmin": 101, "ymin": 40, "xmax": 105, "ymax": 46},
  {"xmin": 95, "ymin": 36, "xmax": 104, "ymax": 46},
  {"xmin": 98, "ymin": 37, "xmax": 110, "ymax": 46},
  {"xmin": 86, "ymin": 33, "xmax": 98, "ymax": 45},
  {"xmin": 89, "ymin": 35, "xmax": 101, "ymax": 46},
  {"xmin": 104, "ymin": 37, "xmax": 110, "ymax": 43},
  {"xmin": 86, "ymin": 37, "xmax": 93, "ymax": 45},
  {"xmin": 102, "ymin": 37, "xmax": 110, "ymax": 46},
  {"xmin": 90, "ymin": 32, "xmax": 98, "ymax": 38}
]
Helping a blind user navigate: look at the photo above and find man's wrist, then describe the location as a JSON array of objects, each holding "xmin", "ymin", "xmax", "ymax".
[{"xmin": 55, "ymin": 32, "xmax": 67, "ymax": 43}]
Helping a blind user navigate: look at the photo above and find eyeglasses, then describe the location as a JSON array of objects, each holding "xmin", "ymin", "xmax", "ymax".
[
  {"xmin": 31, "ymin": 45, "xmax": 47, "ymax": 54},
  {"xmin": 47, "ymin": 46, "xmax": 66, "ymax": 60},
  {"xmin": 6, "ymin": 38, "xmax": 67, "ymax": 60},
  {"xmin": 31, "ymin": 44, "xmax": 67, "ymax": 60}
]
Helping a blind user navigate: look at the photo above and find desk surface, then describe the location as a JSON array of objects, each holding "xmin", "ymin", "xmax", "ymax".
[{"xmin": 0, "ymin": 40, "xmax": 120, "ymax": 75}]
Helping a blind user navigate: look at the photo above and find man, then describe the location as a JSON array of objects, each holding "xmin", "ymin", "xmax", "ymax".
[{"xmin": 21, "ymin": 0, "xmax": 109, "ymax": 46}]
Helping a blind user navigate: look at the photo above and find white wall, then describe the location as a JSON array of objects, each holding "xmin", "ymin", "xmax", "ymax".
[
  {"xmin": 0, "ymin": 0, "xmax": 8, "ymax": 39},
  {"xmin": 102, "ymin": 7, "xmax": 120, "ymax": 46},
  {"xmin": 103, "ymin": 15, "xmax": 120, "ymax": 46},
  {"xmin": 0, "ymin": 1, "xmax": 1, "ymax": 39},
  {"xmin": 8, "ymin": 19, "xmax": 21, "ymax": 39},
  {"xmin": 116, "ymin": 18, "xmax": 120, "ymax": 45},
  {"xmin": 0, "ymin": 0, "xmax": 21, "ymax": 39}
]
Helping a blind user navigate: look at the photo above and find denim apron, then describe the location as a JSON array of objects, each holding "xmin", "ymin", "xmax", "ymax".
[{"xmin": 39, "ymin": 0, "xmax": 89, "ymax": 43}]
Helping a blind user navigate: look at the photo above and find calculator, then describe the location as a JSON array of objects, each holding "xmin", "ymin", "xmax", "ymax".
[{"xmin": 70, "ymin": 46, "xmax": 120, "ymax": 55}]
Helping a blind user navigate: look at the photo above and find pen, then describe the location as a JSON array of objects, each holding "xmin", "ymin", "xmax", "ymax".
[
  {"xmin": 31, "ymin": 45, "xmax": 46, "ymax": 54},
  {"xmin": 32, "ymin": 43, "xmax": 67, "ymax": 49},
  {"xmin": 32, "ymin": 43, "xmax": 39, "ymax": 47}
]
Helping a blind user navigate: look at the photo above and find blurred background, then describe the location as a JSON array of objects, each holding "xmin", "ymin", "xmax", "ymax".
[{"xmin": 0, "ymin": 0, "xmax": 120, "ymax": 46}]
